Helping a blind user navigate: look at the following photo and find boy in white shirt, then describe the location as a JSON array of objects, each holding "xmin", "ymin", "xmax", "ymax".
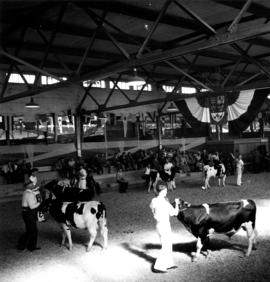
[{"xmin": 150, "ymin": 181, "xmax": 179, "ymax": 273}]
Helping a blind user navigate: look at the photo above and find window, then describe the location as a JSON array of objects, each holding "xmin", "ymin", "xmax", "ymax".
[
  {"xmin": 162, "ymin": 85, "xmax": 174, "ymax": 93},
  {"xmin": 109, "ymin": 81, "xmax": 130, "ymax": 90},
  {"xmin": 132, "ymin": 83, "xmax": 152, "ymax": 91},
  {"xmin": 182, "ymin": 87, "xmax": 196, "ymax": 94},
  {"xmin": 41, "ymin": 76, "xmax": 67, "ymax": 85},
  {"xmin": 83, "ymin": 80, "xmax": 106, "ymax": 88},
  {"xmin": 8, "ymin": 73, "xmax": 35, "ymax": 84}
]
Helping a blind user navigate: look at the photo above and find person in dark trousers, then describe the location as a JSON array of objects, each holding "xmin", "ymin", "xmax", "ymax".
[
  {"xmin": 116, "ymin": 168, "xmax": 128, "ymax": 193},
  {"xmin": 17, "ymin": 181, "xmax": 42, "ymax": 252}
]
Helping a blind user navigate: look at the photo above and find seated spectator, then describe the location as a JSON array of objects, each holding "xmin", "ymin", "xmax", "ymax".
[
  {"xmin": 86, "ymin": 169, "xmax": 102, "ymax": 196},
  {"xmin": 116, "ymin": 168, "xmax": 128, "ymax": 193},
  {"xmin": 127, "ymin": 152, "xmax": 136, "ymax": 170}
]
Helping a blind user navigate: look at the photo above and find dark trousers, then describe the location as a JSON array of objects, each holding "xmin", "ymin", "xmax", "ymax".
[
  {"xmin": 117, "ymin": 180, "xmax": 128, "ymax": 193},
  {"xmin": 18, "ymin": 209, "xmax": 38, "ymax": 251}
]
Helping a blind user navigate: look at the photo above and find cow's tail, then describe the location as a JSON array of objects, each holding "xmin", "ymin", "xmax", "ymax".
[{"xmin": 97, "ymin": 202, "xmax": 107, "ymax": 229}]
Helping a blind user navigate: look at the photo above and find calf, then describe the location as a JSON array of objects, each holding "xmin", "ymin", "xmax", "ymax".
[
  {"xmin": 202, "ymin": 164, "xmax": 226, "ymax": 190},
  {"xmin": 42, "ymin": 198, "xmax": 108, "ymax": 252},
  {"xmin": 148, "ymin": 166, "xmax": 179, "ymax": 193},
  {"xmin": 175, "ymin": 198, "xmax": 257, "ymax": 261}
]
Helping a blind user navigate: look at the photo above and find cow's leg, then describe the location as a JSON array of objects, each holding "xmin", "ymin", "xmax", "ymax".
[
  {"xmin": 100, "ymin": 220, "xmax": 108, "ymax": 250},
  {"xmin": 253, "ymin": 228, "xmax": 258, "ymax": 247},
  {"xmin": 204, "ymin": 177, "xmax": 210, "ymax": 189},
  {"xmin": 244, "ymin": 221, "xmax": 256, "ymax": 256},
  {"xmin": 62, "ymin": 224, "xmax": 73, "ymax": 251},
  {"xmin": 61, "ymin": 225, "xmax": 66, "ymax": 247},
  {"xmin": 202, "ymin": 177, "xmax": 208, "ymax": 190},
  {"xmin": 222, "ymin": 175, "xmax": 226, "ymax": 187},
  {"xmin": 86, "ymin": 227, "xmax": 97, "ymax": 252},
  {"xmin": 147, "ymin": 180, "xmax": 152, "ymax": 193},
  {"xmin": 191, "ymin": 237, "xmax": 203, "ymax": 262}
]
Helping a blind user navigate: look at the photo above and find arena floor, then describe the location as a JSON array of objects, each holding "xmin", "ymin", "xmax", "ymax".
[{"xmin": 1, "ymin": 172, "xmax": 270, "ymax": 282}]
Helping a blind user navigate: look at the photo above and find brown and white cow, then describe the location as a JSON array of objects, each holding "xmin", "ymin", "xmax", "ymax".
[
  {"xmin": 202, "ymin": 164, "xmax": 226, "ymax": 190},
  {"xmin": 42, "ymin": 198, "xmax": 108, "ymax": 252},
  {"xmin": 175, "ymin": 198, "xmax": 258, "ymax": 261}
]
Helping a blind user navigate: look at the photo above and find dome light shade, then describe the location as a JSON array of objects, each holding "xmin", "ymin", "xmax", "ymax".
[
  {"xmin": 25, "ymin": 97, "xmax": 40, "ymax": 108},
  {"xmin": 127, "ymin": 68, "xmax": 146, "ymax": 85},
  {"xmin": 167, "ymin": 102, "xmax": 178, "ymax": 112}
]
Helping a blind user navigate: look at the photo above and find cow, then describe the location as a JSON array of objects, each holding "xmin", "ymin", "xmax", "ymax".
[
  {"xmin": 148, "ymin": 166, "xmax": 179, "ymax": 193},
  {"xmin": 41, "ymin": 197, "xmax": 108, "ymax": 252},
  {"xmin": 202, "ymin": 163, "xmax": 226, "ymax": 190},
  {"xmin": 174, "ymin": 198, "xmax": 258, "ymax": 261},
  {"xmin": 42, "ymin": 179, "xmax": 95, "ymax": 202}
]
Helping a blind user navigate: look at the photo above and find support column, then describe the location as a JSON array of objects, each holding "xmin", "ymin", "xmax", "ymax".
[
  {"xmin": 157, "ymin": 114, "xmax": 162, "ymax": 150},
  {"xmin": 6, "ymin": 115, "xmax": 10, "ymax": 145},
  {"xmin": 52, "ymin": 113, "xmax": 58, "ymax": 143},
  {"xmin": 75, "ymin": 113, "xmax": 82, "ymax": 158}
]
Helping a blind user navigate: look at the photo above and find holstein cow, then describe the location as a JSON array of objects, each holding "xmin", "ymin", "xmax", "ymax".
[
  {"xmin": 202, "ymin": 163, "xmax": 226, "ymax": 190},
  {"xmin": 41, "ymin": 198, "xmax": 108, "ymax": 252},
  {"xmin": 148, "ymin": 166, "xmax": 179, "ymax": 193},
  {"xmin": 175, "ymin": 198, "xmax": 257, "ymax": 261}
]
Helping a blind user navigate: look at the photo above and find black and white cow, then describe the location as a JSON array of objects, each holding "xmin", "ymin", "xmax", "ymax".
[
  {"xmin": 148, "ymin": 166, "xmax": 179, "ymax": 193},
  {"xmin": 175, "ymin": 198, "xmax": 257, "ymax": 261},
  {"xmin": 202, "ymin": 164, "xmax": 226, "ymax": 190},
  {"xmin": 41, "ymin": 198, "xmax": 108, "ymax": 252}
]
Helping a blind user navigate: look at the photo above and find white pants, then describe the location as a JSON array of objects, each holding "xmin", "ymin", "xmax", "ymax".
[
  {"xmin": 154, "ymin": 221, "xmax": 175, "ymax": 271},
  {"xmin": 236, "ymin": 167, "xmax": 242, "ymax": 186}
]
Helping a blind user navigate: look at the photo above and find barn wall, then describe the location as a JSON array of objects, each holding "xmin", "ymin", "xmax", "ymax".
[{"xmin": 0, "ymin": 83, "xmax": 163, "ymax": 116}]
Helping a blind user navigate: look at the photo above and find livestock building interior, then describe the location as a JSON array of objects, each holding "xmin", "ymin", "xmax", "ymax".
[{"xmin": 1, "ymin": 1, "xmax": 270, "ymax": 282}]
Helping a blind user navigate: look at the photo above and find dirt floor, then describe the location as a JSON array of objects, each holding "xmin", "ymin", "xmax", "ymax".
[{"xmin": 1, "ymin": 172, "xmax": 270, "ymax": 282}]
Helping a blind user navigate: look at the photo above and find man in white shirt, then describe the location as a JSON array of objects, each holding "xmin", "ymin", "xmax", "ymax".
[
  {"xmin": 17, "ymin": 181, "xmax": 41, "ymax": 251},
  {"xmin": 150, "ymin": 181, "xmax": 179, "ymax": 273}
]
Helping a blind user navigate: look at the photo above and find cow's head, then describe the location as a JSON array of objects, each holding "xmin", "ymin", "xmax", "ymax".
[{"xmin": 172, "ymin": 198, "xmax": 191, "ymax": 210}]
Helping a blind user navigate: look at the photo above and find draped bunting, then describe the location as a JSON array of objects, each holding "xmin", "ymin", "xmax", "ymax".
[{"xmin": 175, "ymin": 88, "xmax": 269, "ymax": 134}]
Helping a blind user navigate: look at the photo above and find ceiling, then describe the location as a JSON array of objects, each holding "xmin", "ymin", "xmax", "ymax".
[{"xmin": 1, "ymin": 0, "xmax": 270, "ymax": 111}]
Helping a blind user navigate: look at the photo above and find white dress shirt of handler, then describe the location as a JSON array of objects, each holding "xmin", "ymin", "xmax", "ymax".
[
  {"xmin": 150, "ymin": 180, "xmax": 179, "ymax": 273},
  {"xmin": 78, "ymin": 165, "xmax": 87, "ymax": 189}
]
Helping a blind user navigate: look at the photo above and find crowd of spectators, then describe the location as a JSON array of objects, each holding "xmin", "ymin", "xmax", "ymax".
[
  {"xmin": 1, "ymin": 160, "xmax": 32, "ymax": 184},
  {"xmin": 1, "ymin": 145, "xmax": 269, "ymax": 186}
]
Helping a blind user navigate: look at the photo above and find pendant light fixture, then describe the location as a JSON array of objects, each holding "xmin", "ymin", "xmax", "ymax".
[
  {"xmin": 25, "ymin": 97, "xmax": 40, "ymax": 109},
  {"xmin": 128, "ymin": 68, "xmax": 146, "ymax": 85}
]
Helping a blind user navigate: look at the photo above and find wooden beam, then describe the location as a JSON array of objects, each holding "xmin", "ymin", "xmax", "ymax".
[
  {"xmin": 2, "ymin": 21, "xmax": 270, "ymax": 103},
  {"xmin": 0, "ymin": 49, "xmax": 63, "ymax": 81},
  {"xmin": 173, "ymin": 0, "xmax": 216, "ymax": 35}
]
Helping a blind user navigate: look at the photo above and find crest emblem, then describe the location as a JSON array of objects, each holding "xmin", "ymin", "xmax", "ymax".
[{"xmin": 209, "ymin": 95, "xmax": 227, "ymax": 124}]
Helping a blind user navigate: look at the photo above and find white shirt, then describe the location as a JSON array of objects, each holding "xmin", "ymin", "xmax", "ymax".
[
  {"xmin": 145, "ymin": 167, "xmax": 151, "ymax": 175},
  {"xmin": 79, "ymin": 168, "xmax": 87, "ymax": 180},
  {"xmin": 236, "ymin": 159, "xmax": 244, "ymax": 169},
  {"xmin": 22, "ymin": 189, "xmax": 40, "ymax": 210},
  {"xmin": 150, "ymin": 196, "xmax": 178, "ymax": 223}
]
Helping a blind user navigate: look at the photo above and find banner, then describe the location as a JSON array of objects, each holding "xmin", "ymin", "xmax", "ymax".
[{"xmin": 175, "ymin": 88, "xmax": 269, "ymax": 134}]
